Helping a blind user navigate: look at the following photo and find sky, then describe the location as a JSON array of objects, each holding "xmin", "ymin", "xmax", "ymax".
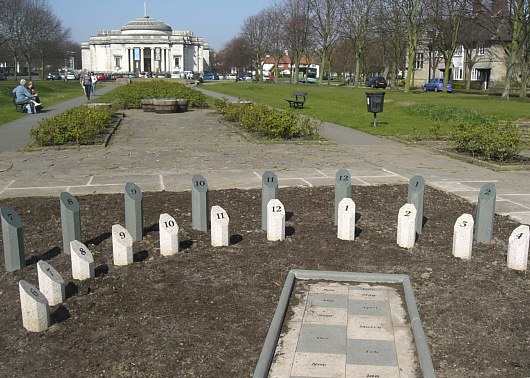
[{"xmin": 50, "ymin": 0, "xmax": 273, "ymax": 51}]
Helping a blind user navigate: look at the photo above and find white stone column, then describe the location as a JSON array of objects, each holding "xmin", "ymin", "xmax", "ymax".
[{"xmin": 140, "ymin": 48, "xmax": 144, "ymax": 72}]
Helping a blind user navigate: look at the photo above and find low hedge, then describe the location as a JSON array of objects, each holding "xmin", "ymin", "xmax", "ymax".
[
  {"xmin": 103, "ymin": 80, "xmax": 207, "ymax": 109},
  {"xmin": 450, "ymin": 120, "xmax": 525, "ymax": 162},
  {"xmin": 214, "ymin": 98, "xmax": 321, "ymax": 140},
  {"xmin": 30, "ymin": 105, "xmax": 116, "ymax": 146}
]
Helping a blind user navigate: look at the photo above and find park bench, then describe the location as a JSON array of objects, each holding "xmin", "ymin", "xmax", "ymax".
[{"xmin": 285, "ymin": 91, "xmax": 307, "ymax": 109}]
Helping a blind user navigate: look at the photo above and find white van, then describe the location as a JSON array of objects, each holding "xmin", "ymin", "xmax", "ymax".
[{"xmin": 171, "ymin": 70, "xmax": 182, "ymax": 79}]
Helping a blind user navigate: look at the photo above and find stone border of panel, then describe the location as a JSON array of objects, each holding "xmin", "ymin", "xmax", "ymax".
[{"xmin": 253, "ymin": 269, "xmax": 436, "ymax": 378}]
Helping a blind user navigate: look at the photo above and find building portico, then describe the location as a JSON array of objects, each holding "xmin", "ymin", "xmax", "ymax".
[{"xmin": 81, "ymin": 16, "xmax": 209, "ymax": 75}]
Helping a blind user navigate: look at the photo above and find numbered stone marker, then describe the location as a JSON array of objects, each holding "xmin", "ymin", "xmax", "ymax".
[
  {"xmin": 337, "ymin": 198, "xmax": 356, "ymax": 241},
  {"xmin": 267, "ymin": 199, "xmax": 285, "ymax": 241},
  {"xmin": 407, "ymin": 175, "xmax": 425, "ymax": 235},
  {"xmin": 475, "ymin": 183, "xmax": 496, "ymax": 243},
  {"xmin": 507, "ymin": 225, "xmax": 529, "ymax": 271},
  {"xmin": 397, "ymin": 204, "xmax": 417, "ymax": 249},
  {"xmin": 211, "ymin": 206, "xmax": 229, "ymax": 247},
  {"xmin": 262, "ymin": 171, "xmax": 278, "ymax": 231},
  {"xmin": 19, "ymin": 280, "xmax": 50, "ymax": 332},
  {"xmin": 112, "ymin": 224, "xmax": 133, "ymax": 266},
  {"xmin": 452, "ymin": 214, "xmax": 474, "ymax": 260},
  {"xmin": 335, "ymin": 169, "xmax": 352, "ymax": 226},
  {"xmin": 37, "ymin": 260, "xmax": 65, "ymax": 306},
  {"xmin": 70, "ymin": 240, "xmax": 95, "ymax": 280},
  {"xmin": 159, "ymin": 213, "xmax": 179, "ymax": 256},
  {"xmin": 192, "ymin": 175, "xmax": 210, "ymax": 231},
  {"xmin": 125, "ymin": 182, "xmax": 144, "ymax": 242},
  {"xmin": 60, "ymin": 192, "xmax": 81, "ymax": 255},
  {"xmin": 1, "ymin": 206, "xmax": 25, "ymax": 272}
]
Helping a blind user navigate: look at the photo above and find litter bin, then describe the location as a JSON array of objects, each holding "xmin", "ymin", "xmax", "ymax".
[{"xmin": 365, "ymin": 92, "xmax": 385, "ymax": 127}]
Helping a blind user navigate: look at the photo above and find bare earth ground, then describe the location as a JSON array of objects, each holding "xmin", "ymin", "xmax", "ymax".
[{"xmin": 0, "ymin": 185, "xmax": 528, "ymax": 377}]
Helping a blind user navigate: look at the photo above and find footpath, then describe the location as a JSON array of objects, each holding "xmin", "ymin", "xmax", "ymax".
[{"xmin": 0, "ymin": 84, "xmax": 528, "ymax": 225}]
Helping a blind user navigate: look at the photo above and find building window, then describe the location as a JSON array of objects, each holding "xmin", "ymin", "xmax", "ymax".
[
  {"xmin": 414, "ymin": 53, "xmax": 424, "ymax": 69},
  {"xmin": 454, "ymin": 45, "xmax": 463, "ymax": 57},
  {"xmin": 478, "ymin": 44, "xmax": 485, "ymax": 55},
  {"xmin": 174, "ymin": 57, "xmax": 180, "ymax": 68},
  {"xmin": 114, "ymin": 56, "xmax": 121, "ymax": 68},
  {"xmin": 454, "ymin": 68, "xmax": 463, "ymax": 80}
]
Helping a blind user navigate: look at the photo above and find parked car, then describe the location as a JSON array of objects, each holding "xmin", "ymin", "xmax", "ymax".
[
  {"xmin": 65, "ymin": 71, "xmax": 76, "ymax": 81},
  {"xmin": 365, "ymin": 76, "xmax": 387, "ymax": 89},
  {"xmin": 423, "ymin": 78, "xmax": 452, "ymax": 92},
  {"xmin": 203, "ymin": 73, "xmax": 219, "ymax": 80},
  {"xmin": 171, "ymin": 70, "xmax": 182, "ymax": 79},
  {"xmin": 47, "ymin": 71, "xmax": 62, "ymax": 80},
  {"xmin": 226, "ymin": 73, "xmax": 237, "ymax": 80}
]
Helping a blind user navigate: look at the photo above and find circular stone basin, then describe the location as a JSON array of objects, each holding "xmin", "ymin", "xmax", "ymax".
[
  {"xmin": 141, "ymin": 98, "xmax": 156, "ymax": 112},
  {"xmin": 85, "ymin": 103, "xmax": 113, "ymax": 109},
  {"xmin": 153, "ymin": 98, "xmax": 179, "ymax": 113},
  {"xmin": 176, "ymin": 98, "xmax": 189, "ymax": 112}
]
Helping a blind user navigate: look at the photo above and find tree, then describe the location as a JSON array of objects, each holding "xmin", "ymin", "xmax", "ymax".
[
  {"xmin": 430, "ymin": 0, "xmax": 470, "ymax": 92},
  {"xmin": 262, "ymin": 6, "xmax": 287, "ymax": 83},
  {"xmin": 401, "ymin": 0, "xmax": 424, "ymax": 91},
  {"xmin": 309, "ymin": 0, "xmax": 342, "ymax": 84},
  {"xmin": 220, "ymin": 36, "xmax": 253, "ymax": 75},
  {"xmin": 375, "ymin": 0, "xmax": 409, "ymax": 88},
  {"xmin": 241, "ymin": 11, "xmax": 269, "ymax": 79},
  {"xmin": 283, "ymin": 0, "xmax": 314, "ymax": 83},
  {"xmin": 31, "ymin": 1, "xmax": 71, "ymax": 79},
  {"xmin": 502, "ymin": 0, "xmax": 528, "ymax": 99},
  {"xmin": 340, "ymin": 0, "xmax": 374, "ymax": 87}
]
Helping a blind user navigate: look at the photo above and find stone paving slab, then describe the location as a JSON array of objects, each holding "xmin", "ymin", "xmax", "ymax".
[
  {"xmin": 0, "ymin": 106, "xmax": 528, "ymax": 225},
  {"xmin": 258, "ymin": 271, "xmax": 433, "ymax": 378}
]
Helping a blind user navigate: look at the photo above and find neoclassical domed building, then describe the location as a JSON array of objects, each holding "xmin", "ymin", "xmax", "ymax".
[{"xmin": 81, "ymin": 15, "xmax": 210, "ymax": 74}]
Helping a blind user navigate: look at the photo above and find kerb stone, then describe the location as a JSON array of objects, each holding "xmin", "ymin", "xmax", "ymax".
[
  {"xmin": 335, "ymin": 169, "xmax": 352, "ymax": 226},
  {"xmin": 262, "ymin": 171, "xmax": 278, "ymax": 231},
  {"xmin": 397, "ymin": 204, "xmax": 417, "ymax": 249},
  {"xmin": 1, "ymin": 206, "xmax": 25, "ymax": 272},
  {"xmin": 452, "ymin": 214, "xmax": 474, "ymax": 260},
  {"xmin": 70, "ymin": 240, "xmax": 95, "ymax": 280},
  {"xmin": 60, "ymin": 192, "xmax": 81, "ymax": 255},
  {"xmin": 37, "ymin": 260, "xmax": 65, "ymax": 306},
  {"xmin": 125, "ymin": 182, "xmax": 144, "ymax": 242},
  {"xmin": 337, "ymin": 198, "xmax": 356, "ymax": 241},
  {"xmin": 19, "ymin": 280, "xmax": 50, "ymax": 332},
  {"xmin": 507, "ymin": 225, "xmax": 529, "ymax": 271},
  {"xmin": 267, "ymin": 199, "xmax": 285, "ymax": 241},
  {"xmin": 211, "ymin": 206, "xmax": 229, "ymax": 247},
  {"xmin": 112, "ymin": 224, "xmax": 133, "ymax": 266},
  {"xmin": 159, "ymin": 213, "xmax": 179, "ymax": 256}
]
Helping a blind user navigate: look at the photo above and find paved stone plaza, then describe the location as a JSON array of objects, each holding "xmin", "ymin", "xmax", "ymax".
[{"xmin": 0, "ymin": 85, "xmax": 529, "ymax": 225}]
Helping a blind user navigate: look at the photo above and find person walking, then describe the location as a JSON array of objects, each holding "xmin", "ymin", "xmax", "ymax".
[
  {"xmin": 80, "ymin": 71, "xmax": 92, "ymax": 100},
  {"xmin": 91, "ymin": 72, "xmax": 98, "ymax": 97}
]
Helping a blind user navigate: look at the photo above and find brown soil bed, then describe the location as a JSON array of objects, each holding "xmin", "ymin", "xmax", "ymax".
[{"xmin": 0, "ymin": 185, "xmax": 528, "ymax": 377}]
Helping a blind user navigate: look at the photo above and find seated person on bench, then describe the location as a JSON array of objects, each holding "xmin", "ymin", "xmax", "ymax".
[{"xmin": 12, "ymin": 79, "xmax": 41, "ymax": 114}]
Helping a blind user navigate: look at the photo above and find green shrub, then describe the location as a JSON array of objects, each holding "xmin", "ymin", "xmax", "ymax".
[
  {"xmin": 215, "ymin": 99, "xmax": 321, "ymax": 140},
  {"xmin": 450, "ymin": 120, "xmax": 524, "ymax": 162},
  {"xmin": 407, "ymin": 104, "xmax": 497, "ymax": 124},
  {"xmin": 103, "ymin": 80, "xmax": 206, "ymax": 109},
  {"xmin": 31, "ymin": 105, "xmax": 116, "ymax": 146}
]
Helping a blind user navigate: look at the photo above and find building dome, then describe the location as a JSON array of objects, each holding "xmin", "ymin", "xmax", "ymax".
[{"xmin": 121, "ymin": 16, "xmax": 172, "ymax": 35}]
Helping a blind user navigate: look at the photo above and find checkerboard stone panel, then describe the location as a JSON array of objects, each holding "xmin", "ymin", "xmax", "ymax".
[{"xmin": 268, "ymin": 281, "xmax": 419, "ymax": 377}]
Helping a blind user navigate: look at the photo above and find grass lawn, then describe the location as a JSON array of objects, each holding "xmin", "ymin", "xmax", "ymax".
[
  {"xmin": 0, "ymin": 80, "xmax": 95, "ymax": 126},
  {"xmin": 202, "ymin": 82, "xmax": 530, "ymax": 140}
]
